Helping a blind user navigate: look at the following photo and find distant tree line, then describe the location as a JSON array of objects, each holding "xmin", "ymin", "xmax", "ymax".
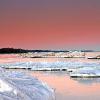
[
  {"xmin": 0, "ymin": 48, "xmax": 28, "ymax": 54},
  {"xmin": 0, "ymin": 48, "xmax": 69, "ymax": 54},
  {"xmin": 0, "ymin": 48, "xmax": 95, "ymax": 54}
]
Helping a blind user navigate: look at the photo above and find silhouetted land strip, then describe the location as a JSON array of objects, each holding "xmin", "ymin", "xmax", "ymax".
[
  {"xmin": 0, "ymin": 48, "xmax": 96, "ymax": 54},
  {"xmin": 0, "ymin": 48, "xmax": 69, "ymax": 54},
  {"xmin": 0, "ymin": 48, "xmax": 28, "ymax": 54}
]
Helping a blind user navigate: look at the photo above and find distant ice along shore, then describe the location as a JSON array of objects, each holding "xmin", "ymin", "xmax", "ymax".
[
  {"xmin": 0, "ymin": 68, "xmax": 55, "ymax": 100},
  {"xmin": 0, "ymin": 52, "xmax": 100, "ymax": 78},
  {"xmin": 20, "ymin": 51, "xmax": 100, "ymax": 59}
]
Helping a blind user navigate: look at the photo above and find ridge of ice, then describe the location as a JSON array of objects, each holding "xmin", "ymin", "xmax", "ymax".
[
  {"xmin": 0, "ymin": 68, "xmax": 55, "ymax": 100},
  {"xmin": 0, "ymin": 61, "xmax": 100, "ymax": 71}
]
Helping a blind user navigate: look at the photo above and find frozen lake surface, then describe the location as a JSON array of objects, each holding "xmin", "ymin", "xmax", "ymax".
[
  {"xmin": 0, "ymin": 56, "xmax": 100, "ymax": 71},
  {"xmin": 0, "ymin": 54, "xmax": 100, "ymax": 100}
]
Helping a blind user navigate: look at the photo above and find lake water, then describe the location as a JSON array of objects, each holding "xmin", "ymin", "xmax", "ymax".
[
  {"xmin": 0, "ymin": 55, "xmax": 100, "ymax": 100},
  {"xmin": 28, "ymin": 71, "xmax": 100, "ymax": 100}
]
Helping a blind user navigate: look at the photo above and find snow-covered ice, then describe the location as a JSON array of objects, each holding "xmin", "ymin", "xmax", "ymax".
[
  {"xmin": 1, "ymin": 61, "xmax": 100, "ymax": 71},
  {"xmin": 0, "ymin": 68, "xmax": 55, "ymax": 100},
  {"xmin": 1, "ymin": 60, "xmax": 100, "ymax": 78},
  {"xmin": 0, "ymin": 55, "xmax": 100, "ymax": 78},
  {"xmin": 70, "ymin": 67, "xmax": 100, "ymax": 78}
]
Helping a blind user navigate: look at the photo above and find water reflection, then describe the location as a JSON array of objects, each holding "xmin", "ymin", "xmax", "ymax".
[
  {"xmin": 30, "ymin": 71, "xmax": 100, "ymax": 100},
  {"xmin": 72, "ymin": 78, "xmax": 100, "ymax": 85}
]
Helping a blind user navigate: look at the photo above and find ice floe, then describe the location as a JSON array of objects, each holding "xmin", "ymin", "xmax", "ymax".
[
  {"xmin": 70, "ymin": 67, "xmax": 100, "ymax": 78},
  {"xmin": 0, "ymin": 58, "xmax": 100, "ymax": 78},
  {"xmin": 1, "ymin": 61, "xmax": 100, "ymax": 71}
]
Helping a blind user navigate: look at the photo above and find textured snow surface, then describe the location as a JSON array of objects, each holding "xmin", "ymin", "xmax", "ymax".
[
  {"xmin": 1, "ymin": 61, "xmax": 100, "ymax": 71},
  {"xmin": 0, "ymin": 68, "xmax": 55, "ymax": 100},
  {"xmin": 0, "ymin": 58, "xmax": 100, "ymax": 77},
  {"xmin": 69, "ymin": 66, "xmax": 100, "ymax": 77}
]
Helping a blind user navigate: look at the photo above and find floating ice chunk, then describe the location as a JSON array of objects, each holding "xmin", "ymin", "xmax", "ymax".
[
  {"xmin": 70, "ymin": 67, "xmax": 100, "ymax": 78},
  {"xmin": 73, "ymin": 78, "xmax": 100, "ymax": 85}
]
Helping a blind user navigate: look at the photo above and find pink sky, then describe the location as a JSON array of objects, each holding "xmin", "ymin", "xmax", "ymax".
[{"xmin": 0, "ymin": 0, "xmax": 100, "ymax": 50}]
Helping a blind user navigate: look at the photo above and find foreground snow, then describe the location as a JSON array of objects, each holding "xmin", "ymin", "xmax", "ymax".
[{"xmin": 0, "ymin": 68, "xmax": 55, "ymax": 100}]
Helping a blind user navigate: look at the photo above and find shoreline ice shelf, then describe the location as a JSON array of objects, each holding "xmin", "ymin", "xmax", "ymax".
[
  {"xmin": 0, "ymin": 68, "xmax": 55, "ymax": 100},
  {"xmin": 0, "ymin": 61, "xmax": 100, "ymax": 70},
  {"xmin": 0, "ymin": 53, "xmax": 100, "ymax": 78},
  {"xmin": 0, "ymin": 60, "xmax": 100, "ymax": 78},
  {"xmin": 20, "ymin": 51, "xmax": 100, "ymax": 59}
]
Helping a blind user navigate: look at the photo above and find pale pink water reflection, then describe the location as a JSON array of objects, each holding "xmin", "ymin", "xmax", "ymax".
[{"xmin": 30, "ymin": 71, "xmax": 100, "ymax": 100}]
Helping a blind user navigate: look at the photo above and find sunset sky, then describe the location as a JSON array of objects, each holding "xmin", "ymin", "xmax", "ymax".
[{"xmin": 0, "ymin": 0, "xmax": 100, "ymax": 50}]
